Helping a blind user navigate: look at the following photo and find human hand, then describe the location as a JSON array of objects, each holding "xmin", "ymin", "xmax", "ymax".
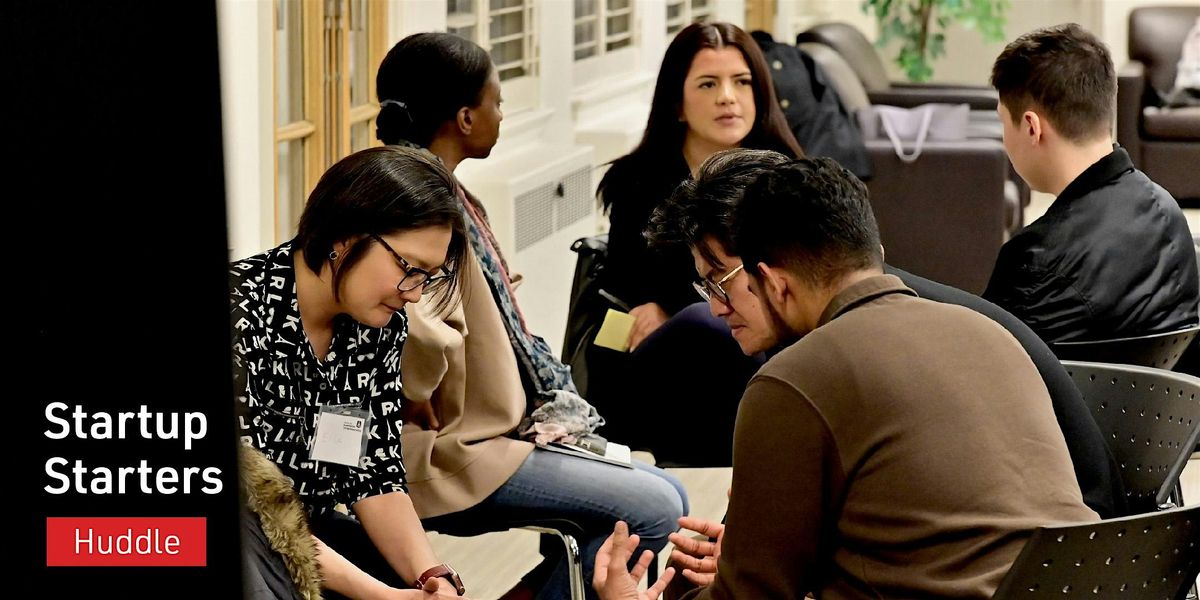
[
  {"xmin": 667, "ymin": 516, "xmax": 724, "ymax": 587},
  {"xmin": 593, "ymin": 521, "xmax": 675, "ymax": 600},
  {"xmin": 627, "ymin": 303, "xmax": 669, "ymax": 351},
  {"xmin": 401, "ymin": 400, "xmax": 441, "ymax": 431}
]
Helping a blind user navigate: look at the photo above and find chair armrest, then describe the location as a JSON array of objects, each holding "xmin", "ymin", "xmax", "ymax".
[
  {"xmin": 1117, "ymin": 61, "xmax": 1146, "ymax": 165},
  {"xmin": 863, "ymin": 138, "xmax": 1008, "ymax": 294},
  {"xmin": 868, "ymin": 87, "xmax": 998, "ymax": 110}
]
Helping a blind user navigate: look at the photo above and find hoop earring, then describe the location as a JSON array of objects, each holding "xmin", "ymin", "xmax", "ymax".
[{"xmin": 328, "ymin": 250, "xmax": 339, "ymax": 261}]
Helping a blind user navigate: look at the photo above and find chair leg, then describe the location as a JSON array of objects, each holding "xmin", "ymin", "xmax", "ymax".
[{"xmin": 524, "ymin": 526, "xmax": 586, "ymax": 600}]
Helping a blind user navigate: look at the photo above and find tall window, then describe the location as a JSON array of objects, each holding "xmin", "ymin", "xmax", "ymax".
[
  {"xmin": 273, "ymin": 0, "xmax": 387, "ymax": 241},
  {"xmin": 666, "ymin": 0, "xmax": 713, "ymax": 35},
  {"xmin": 447, "ymin": 0, "xmax": 538, "ymax": 82},
  {"xmin": 573, "ymin": 0, "xmax": 634, "ymax": 61}
]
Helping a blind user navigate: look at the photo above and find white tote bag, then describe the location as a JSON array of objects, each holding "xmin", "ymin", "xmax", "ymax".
[{"xmin": 857, "ymin": 103, "xmax": 970, "ymax": 163}]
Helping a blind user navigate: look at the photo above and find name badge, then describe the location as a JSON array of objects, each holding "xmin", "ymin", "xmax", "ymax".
[{"xmin": 310, "ymin": 405, "xmax": 370, "ymax": 467}]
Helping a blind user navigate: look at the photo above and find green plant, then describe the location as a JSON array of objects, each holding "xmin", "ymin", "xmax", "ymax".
[{"xmin": 861, "ymin": 0, "xmax": 1008, "ymax": 82}]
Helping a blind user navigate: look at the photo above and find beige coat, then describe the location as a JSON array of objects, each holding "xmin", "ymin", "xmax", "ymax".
[{"xmin": 400, "ymin": 247, "xmax": 534, "ymax": 518}]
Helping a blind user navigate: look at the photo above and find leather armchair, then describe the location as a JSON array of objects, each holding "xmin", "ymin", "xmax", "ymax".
[
  {"xmin": 797, "ymin": 22, "xmax": 999, "ymax": 110},
  {"xmin": 799, "ymin": 42, "xmax": 1009, "ymax": 294},
  {"xmin": 1117, "ymin": 6, "xmax": 1200, "ymax": 202}
]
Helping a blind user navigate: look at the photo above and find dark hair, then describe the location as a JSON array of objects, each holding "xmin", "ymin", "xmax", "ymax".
[
  {"xmin": 599, "ymin": 22, "xmax": 803, "ymax": 209},
  {"xmin": 645, "ymin": 148, "xmax": 791, "ymax": 267},
  {"xmin": 990, "ymin": 23, "xmax": 1115, "ymax": 142},
  {"xmin": 733, "ymin": 157, "xmax": 882, "ymax": 288},
  {"xmin": 294, "ymin": 146, "xmax": 468, "ymax": 313},
  {"xmin": 376, "ymin": 32, "xmax": 493, "ymax": 147}
]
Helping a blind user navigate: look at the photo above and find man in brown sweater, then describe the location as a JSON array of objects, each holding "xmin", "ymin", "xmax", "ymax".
[{"xmin": 594, "ymin": 158, "xmax": 1099, "ymax": 600}]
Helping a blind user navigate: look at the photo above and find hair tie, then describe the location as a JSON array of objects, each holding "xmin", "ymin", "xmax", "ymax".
[{"xmin": 380, "ymin": 99, "xmax": 414, "ymax": 123}]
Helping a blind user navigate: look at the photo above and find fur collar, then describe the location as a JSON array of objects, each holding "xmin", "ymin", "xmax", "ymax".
[{"xmin": 241, "ymin": 446, "xmax": 322, "ymax": 600}]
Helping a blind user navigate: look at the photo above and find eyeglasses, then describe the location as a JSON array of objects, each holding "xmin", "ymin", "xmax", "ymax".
[
  {"xmin": 692, "ymin": 264, "xmax": 744, "ymax": 305},
  {"xmin": 370, "ymin": 234, "xmax": 453, "ymax": 294}
]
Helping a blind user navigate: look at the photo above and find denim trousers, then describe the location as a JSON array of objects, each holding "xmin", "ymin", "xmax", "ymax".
[{"xmin": 423, "ymin": 448, "xmax": 689, "ymax": 600}]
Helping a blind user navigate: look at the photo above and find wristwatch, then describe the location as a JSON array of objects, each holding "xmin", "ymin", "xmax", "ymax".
[{"xmin": 414, "ymin": 563, "xmax": 466, "ymax": 596}]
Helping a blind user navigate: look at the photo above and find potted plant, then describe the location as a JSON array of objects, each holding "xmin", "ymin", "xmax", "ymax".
[{"xmin": 862, "ymin": 0, "xmax": 1009, "ymax": 82}]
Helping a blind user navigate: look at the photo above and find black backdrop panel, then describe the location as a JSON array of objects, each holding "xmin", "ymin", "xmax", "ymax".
[{"xmin": 7, "ymin": 1, "xmax": 242, "ymax": 597}]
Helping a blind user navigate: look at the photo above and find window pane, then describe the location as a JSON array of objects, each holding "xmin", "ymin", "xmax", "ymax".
[
  {"xmin": 498, "ymin": 66, "xmax": 526, "ymax": 80},
  {"xmin": 277, "ymin": 139, "xmax": 305, "ymax": 239},
  {"xmin": 606, "ymin": 37, "xmax": 632, "ymax": 52},
  {"xmin": 666, "ymin": 2, "xmax": 683, "ymax": 21},
  {"xmin": 489, "ymin": 10, "xmax": 524, "ymax": 39},
  {"xmin": 606, "ymin": 0, "xmax": 629, "ymax": 10},
  {"xmin": 490, "ymin": 0, "xmax": 523, "ymax": 10},
  {"xmin": 448, "ymin": 0, "xmax": 475, "ymax": 16},
  {"xmin": 448, "ymin": 25, "xmax": 477, "ymax": 42},
  {"xmin": 606, "ymin": 14, "xmax": 629, "ymax": 37},
  {"xmin": 447, "ymin": 0, "xmax": 477, "ymax": 43},
  {"xmin": 275, "ymin": 0, "xmax": 304, "ymax": 127},
  {"xmin": 491, "ymin": 38, "xmax": 522, "ymax": 64},
  {"xmin": 575, "ymin": 21, "xmax": 596, "ymax": 45},
  {"xmin": 576, "ymin": 0, "xmax": 596, "ymax": 18},
  {"xmin": 348, "ymin": 0, "xmax": 369, "ymax": 107},
  {"xmin": 350, "ymin": 121, "xmax": 371, "ymax": 153}
]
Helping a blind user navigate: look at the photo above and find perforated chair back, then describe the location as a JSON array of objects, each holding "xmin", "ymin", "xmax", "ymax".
[
  {"xmin": 1051, "ymin": 326, "xmax": 1200, "ymax": 371},
  {"xmin": 1062, "ymin": 361, "xmax": 1200, "ymax": 513},
  {"xmin": 991, "ymin": 504, "xmax": 1200, "ymax": 599}
]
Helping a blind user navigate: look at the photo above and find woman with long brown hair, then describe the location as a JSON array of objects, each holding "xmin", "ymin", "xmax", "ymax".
[{"xmin": 589, "ymin": 22, "xmax": 804, "ymax": 466}]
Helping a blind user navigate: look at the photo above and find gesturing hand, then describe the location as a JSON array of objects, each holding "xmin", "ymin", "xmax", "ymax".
[
  {"xmin": 593, "ymin": 521, "xmax": 676, "ymax": 600},
  {"xmin": 667, "ymin": 516, "xmax": 725, "ymax": 587}
]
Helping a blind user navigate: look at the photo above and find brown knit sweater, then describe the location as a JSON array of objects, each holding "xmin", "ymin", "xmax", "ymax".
[{"xmin": 686, "ymin": 275, "xmax": 1099, "ymax": 600}]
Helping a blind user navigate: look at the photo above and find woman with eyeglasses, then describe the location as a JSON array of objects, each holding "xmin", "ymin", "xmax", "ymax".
[
  {"xmin": 374, "ymin": 32, "xmax": 688, "ymax": 600},
  {"xmin": 230, "ymin": 146, "xmax": 471, "ymax": 599},
  {"xmin": 587, "ymin": 22, "xmax": 804, "ymax": 467}
]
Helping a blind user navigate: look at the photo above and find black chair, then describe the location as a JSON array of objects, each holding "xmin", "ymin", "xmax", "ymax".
[
  {"xmin": 990, "ymin": 503, "xmax": 1200, "ymax": 599},
  {"xmin": 795, "ymin": 22, "xmax": 999, "ymax": 110},
  {"xmin": 562, "ymin": 235, "xmax": 609, "ymax": 399},
  {"xmin": 1052, "ymin": 326, "xmax": 1200, "ymax": 371},
  {"xmin": 1061, "ymin": 361, "xmax": 1200, "ymax": 514}
]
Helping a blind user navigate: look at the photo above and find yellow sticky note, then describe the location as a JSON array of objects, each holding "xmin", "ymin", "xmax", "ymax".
[{"xmin": 594, "ymin": 308, "xmax": 636, "ymax": 353}]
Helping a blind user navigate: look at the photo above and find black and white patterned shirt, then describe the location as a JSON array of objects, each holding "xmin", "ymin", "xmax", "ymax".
[{"xmin": 230, "ymin": 241, "xmax": 408, "ymax": 515}]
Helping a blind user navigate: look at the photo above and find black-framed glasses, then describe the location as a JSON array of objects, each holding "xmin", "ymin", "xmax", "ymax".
[
  {"xmin": 693, "ymin": 264, "xmax": 744, "ymax": 305},
  {"xmin": 370, "ymin": 234, "xmax": 453, "ymax": 294}
]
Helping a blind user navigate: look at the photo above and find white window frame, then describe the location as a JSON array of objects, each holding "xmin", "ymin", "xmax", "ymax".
[
  {"xmin": 666, "ymin": 0, "xmax": 714, "ymax": 35},
  {"xmin": 573, "ymin": 0, "xmax": 635, "ymax": 61},
  {"xmin": 447, "ymin": 0, "xmax": 540, "ymax": 114}
]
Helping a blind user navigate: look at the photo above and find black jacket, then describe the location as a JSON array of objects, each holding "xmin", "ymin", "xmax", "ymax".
[
  {"xmin": 750, "ymin": 31, "xmax": 871, "ymax": 180},
  {"xmin": 983, "ymin": 146, "xmax": 1198, "ymax": 343},
  {"xmin": 596, "ymin": 156, "xmax": 698, "ymax": 315}
]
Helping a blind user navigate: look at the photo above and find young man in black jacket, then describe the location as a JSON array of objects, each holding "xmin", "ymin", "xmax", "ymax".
[{"xmin": 983, "ymin": 23, "xmax": 1198, "ymax": 343}]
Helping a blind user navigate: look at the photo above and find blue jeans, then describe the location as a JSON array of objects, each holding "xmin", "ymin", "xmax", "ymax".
[{"xmin": 423, "ymin": 449, "xmax": 689, "ymax": 600}]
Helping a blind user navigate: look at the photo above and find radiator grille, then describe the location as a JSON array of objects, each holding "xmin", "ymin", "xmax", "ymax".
[{"xmin": 514, "ymin": 165, "xmax": 594, "ymax": 252}]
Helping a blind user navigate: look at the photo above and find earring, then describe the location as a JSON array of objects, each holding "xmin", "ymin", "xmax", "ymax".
[{"xmin": 328, "ymin": 250, "xmax": 339, "ymax": 261}]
